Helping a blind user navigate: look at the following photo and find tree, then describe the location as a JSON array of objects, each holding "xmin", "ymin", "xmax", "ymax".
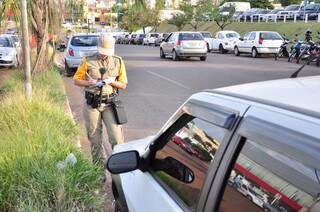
[
  {"xmin": 209, "ymin": 5, "xmax": 235, "ymax": 30},
  {"xmin": 168, "ymin": 13, "xmax": 188, "ymax": 31},
  {"xmin": 279, "ymin": 0, "xmax": 301, "ymax": 6},
  {"xmin": 250, "ymin": 0, "xmax": 274, "ymax": 9}
]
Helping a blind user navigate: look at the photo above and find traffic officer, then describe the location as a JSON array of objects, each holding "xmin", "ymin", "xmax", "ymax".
[{"xmin": 73, "ymin": 33, "xmax": 128, "ymax": 167}]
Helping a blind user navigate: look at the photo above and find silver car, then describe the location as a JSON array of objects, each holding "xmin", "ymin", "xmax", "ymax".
[
  {"xmin": 160, "ymin": 32, "xmax": 207, "ymax": 61},
  {"xmin": 64, "ymin": 33, "xmax": 99, "ymax": 76},
  {"xmin": 0, "ymin": 35, "xmax": 19, "ymax": 68}
]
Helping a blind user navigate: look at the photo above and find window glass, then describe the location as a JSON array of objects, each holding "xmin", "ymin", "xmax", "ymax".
[
  {"xmin": 179, "ymin": 33, "xmax": 203, "ymax": 41},
  {"xmin": 226, "ymin": 33, "xmax": 240, "ymax": 39},
  {"xmin": 201, "ymin": 32, "xmax": 213, "ymax": 38},
  {"xmin": 243, "ymin": 33, "xmax": 251, "ymax": 40},
  {"xmin": 0, "ymin": 37, "xmax": 10, "ymax": 47},
  {"xmin": 218, "ymin": 33, "xmax": 224, "ymax": 39},
  {"xmin": 169, "ymin": 34, "xmax": 176, "ymax": 42},
  {"xmin": 151, "ymin": 118, "xmax": 226, "ymax": 210},
  {"xmin": 249, "ymin": 33, "xmax": 256, "ymax": 40},
  {"xmin": 71, "ymin": 36, "xmax": 99, "ymax": 47},
  {"xmin": 260, "ymin": 32, "xmax": 283, "ymax": 40},
  {"xmin": 219, "ymin": 139, "xmax": 320, "ymax": 212}
]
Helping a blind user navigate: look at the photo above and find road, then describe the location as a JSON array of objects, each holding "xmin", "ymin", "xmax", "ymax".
[{"xmin": 64, "ymin": 44, "xmax": 319, "ymax": 143}]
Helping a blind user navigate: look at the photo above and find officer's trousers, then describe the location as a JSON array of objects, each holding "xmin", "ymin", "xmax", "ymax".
[{"xmin": 84, "ymin": 103, "xmax": 124, "ymax": 166}]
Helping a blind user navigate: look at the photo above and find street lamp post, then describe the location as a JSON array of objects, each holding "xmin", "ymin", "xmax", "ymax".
[{"xmin": 116, "ymin": 0, "xmax": 120, "ymax": 28}]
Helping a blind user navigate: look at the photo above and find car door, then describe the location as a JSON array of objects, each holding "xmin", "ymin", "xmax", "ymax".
[
  {"xmin": 212, "ymin": 33, "xmax": 220, "ymax": 50},
  {"xmin": 203, "ymin": 106, "xmax": 320, "ymax": 212},
  {"xmin": 119, "ymin": 93, "xmax": 250, "ymax": 212},
  {"xmin": 238, "ymin": 32, "xmax": 251, "ymax": 52},
  {"xmin": 247, "ymin": 32, "xmax": 256, "ymax": 52},
  {"xmin": 162, "ymin": 33, "xmax": 174, "ymax": 54}
]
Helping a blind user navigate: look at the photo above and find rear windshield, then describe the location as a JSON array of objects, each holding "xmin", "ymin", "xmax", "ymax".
[
  {"xmin": 260, "ymin": 32, "xmax": 282, "ymax": 40},
  {"xmin": 179, "ymin": 33, "xmax": 203, "ymax": 40},
  {"xmin": 150, "ymin": 34, "xmax": 159, "ymax": 38},
  {"xmin": 0, "ymin": 38, "xmax": 11, "ymax": 47},
  {"xmin": 226, "ymin": 33, "xmax": 239, "ymax": 38},
  {"xmin": 139, "ymin": 34, "xmax": 145, "ymax": 38},
  {"xmin": 71, "ymin": 36, "xmax": 98, "ymax": 47},
  {"xmin": 201, "ymin": 32, "xmax": 212, "ymax": 38}
]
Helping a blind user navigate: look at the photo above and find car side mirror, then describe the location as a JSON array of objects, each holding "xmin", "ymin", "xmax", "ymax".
[
  {"xmin": 153, "ymin": 157, "xmax": 194, "ymax": 183},
  {"xmin": 106, "ymin": 150, "xmax": 140, "ymax": 174},
  {"xmin": 239, "ymin": 38, "xmax": 244, "ymax": 41}
]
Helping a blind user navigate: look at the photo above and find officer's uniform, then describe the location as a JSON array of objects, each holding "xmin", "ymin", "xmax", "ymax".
[{"xmin": 74, "ymin": 54, "xmax": 128, "ymax": 166}]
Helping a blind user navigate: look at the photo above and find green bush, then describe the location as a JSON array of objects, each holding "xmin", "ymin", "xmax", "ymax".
[{"xmin": 0, "ymin": 68, "xmax": 106, "ymax": 211}]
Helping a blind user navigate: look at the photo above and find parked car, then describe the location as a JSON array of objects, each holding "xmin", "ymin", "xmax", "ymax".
[
  {"xmin": 236, "ymin": 184, "xmax": 265, "ymax": 208},
  {"xmin": 277, "ymin": 4, "xmax": 303, "ymax": 20},
  {"xmin": 64, "ymin": 33, "xmax": 99, "ymax": 76},
  {"xmin": 133, "ymin": 34, "xmax": 145, "ymax": 45},
  {"xmin": 261, "ymin": 9, "xmax": 284, "ymax": 21},
  {"xmin": 211, "ymin": 30, "xmax": 240, "ymax": 53},
  {"xmin": 160, "ymin": 32, "xmax": 207, "ymax": 61},
  {"xmin": 298, "ymin": 3, "xmax": 320, "ymax": 20},
  {"xmin": 129, "ymin": 34, "xmax": 137, "ymax": 44},
  {"xmin": 251, "ymin": 9, "xmax": 270, "ymax": 21},
  {"xmin": 200, "ymin": 31, "xmax": 214, "ymax": 52},
  {"xmin": 155, "ymin": 33, "xmax": 170, "ymax": 46},
  {"xmin": 234, "ymin": 31, "xmax": 283, "ymax": 58},
  {"xmin": 107, "ymin": 76, "xmax": 320, "ymax": 212},
  {"xmin": 238, "ymin": 8, "xmax": 261, "ymax": 21},
  {"xmin": 0, "ymin": 35, "xmax": 19, "ymax": 68},
  {"xmin": 123, "ymin": 34, "xmax": 131, "ymax": 44},
  {"xmin": 143, "ymin": 33, "xmax": 159, "ymax": 46}
]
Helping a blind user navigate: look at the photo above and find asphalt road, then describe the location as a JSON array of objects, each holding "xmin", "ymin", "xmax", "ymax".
[{"xmin": 64, "ymin": 44, "xmax": 320, "ymax": 143}]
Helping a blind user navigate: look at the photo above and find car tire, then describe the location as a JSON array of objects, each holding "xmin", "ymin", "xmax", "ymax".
[
  {"xmin": 251, "ymin": 47, "xmax": 258, "ymax": 58},
  {"xmin": 65, "ymin": 60, "xmax": 73, "ymax": 77},
  {"xmin": 219, "ymin": 44, "xmax": 225, "ymax": 54},
  {"xmin": 160, "ymin": 48, "xmax": 165, "ymax": 59},
  {"xmin": 114, "ymin": 198, "xmax": 124, "ymax": 212},
  {"xmin": 234, "ymin": 46, "xmax": 240, "ymax": 56},
  {"xmin": 246, "ymin": 195, "xmax": 253, "ymax": 201},
  {"xmin": 207, "ymin": 43, "xmax": 210, "ymax": 53},
  {"xmin": 172, "ymin": 50, "xmax": 179, "ymax": 61},
  {"xmin": 200, "ymin": 56, "xmax": 207, "ymax": 61}
]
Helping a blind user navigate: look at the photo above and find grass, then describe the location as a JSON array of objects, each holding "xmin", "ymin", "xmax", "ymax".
[
  {"xmin": 0, "ymin": 68, "xmax": 107, "ymax": 211},
  {"xmin": 158, "ymin": 21, "xmax": 320, "ymax": 39}
]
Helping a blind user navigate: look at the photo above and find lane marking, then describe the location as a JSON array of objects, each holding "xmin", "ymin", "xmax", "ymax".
[{"xmin": 147, "ymin": 71, "xmax": 190, "ymax": 90}]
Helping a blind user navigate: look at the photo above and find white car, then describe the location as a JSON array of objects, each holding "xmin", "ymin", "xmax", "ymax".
[
  {"xmin": 237, "ymin": 184, "xmax": 265, "ymax": 208},
  {"xmin": 211, "ymin": 31, "xmax": 240, "ymax": 53},
  {"xmin": 143, "ymin": 33, "xmax": 159, "ymax": 46},
  {"xmin": 106, "ymin": 76, "xmax": 320, "ymax": 212},
  {"xmin": 0, "ymin": 35, "xmax": 19, "ymax": 68},
  {"xmin": 234, "ymin": 31, "xmax": 283, "ymax": 58},
  {"xmin": 200, "ymin": 31, "xmax": 214, "ymax": 52}
]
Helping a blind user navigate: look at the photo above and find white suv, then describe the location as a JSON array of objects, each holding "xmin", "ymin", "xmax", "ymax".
[
  {"xmin": 234, "ymin": 31, "xmax": 283, "ymax": 58},
  {"xmin": 143, "ymin": 33, "xmax": 159, "ymax": 46},
  {"xmin": 107, "ymin": 76, "xmax": 320, "ymax": 212}
]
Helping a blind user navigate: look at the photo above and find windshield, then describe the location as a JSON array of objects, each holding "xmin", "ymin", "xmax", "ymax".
[
  {"xmin": 0, "ymin": 37, "xmax": 11, "ymax": 47},
  {"xmin": 70, "ymin": 36, "xmax": 99, "ymax": 47},
  {"xmin": 226, "ymin": 33, "xmax": 239, "ymax": 38},
  {"xmin": 260, "ymin": 32, "xmax": 283, "ymax": 40},
  {"xmin": 201, "ymin": 32, "xmax": 212, "ymax": 38},
  {"xmin": 285, "ymin": 5, "xmax": 299, "ymax": 11},
  {"xmin": 179, "ymin": 33, "xmax": 203, "ymax": 40},
  {"xmin": 269, "ymin": 9, "xmax": 282, "ymax": 14},
  {"xmin": 305, "ymin": 4, "xmax": 318, "ymax": 10}
]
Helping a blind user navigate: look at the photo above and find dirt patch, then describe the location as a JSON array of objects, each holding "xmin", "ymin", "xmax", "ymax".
[{"xmin": 0, "ymin": 68, "xmax": 14, "ymax": 89}]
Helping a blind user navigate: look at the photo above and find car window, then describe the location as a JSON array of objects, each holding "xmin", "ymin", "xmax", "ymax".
[
  {"xmin": 70, "ymin": 36, "xmax": 99, "ymax": 47},
  {"xmin": 260, "ymin": 32, "xmax": 283, "ymax": 40},
  {"xmin": 151, "ymin": 34, "xmax": 159, "ymax": 38},
  {"xmin": 0, "ymin": 37, "xmax": 11, "ymax": 47},
  {"xmin": 226, "ymin": 33, "xmax": 239, "ymax": 39},
  {"xmin": 218, "ymin": 139, "xmax": 320, "ymax": 212},
  {"xmin": 243, "ymin": 32, "xmax": 251, "ymax": 41},
  {"xmin": 169, "ymin": 34, "xmax": 177, "ymax": 42},
  {"xmin": 151, "ymin": 118, "xmax": 227, "ymax": 210},
  {"xmin": 179, "ymin": 33, "xmax": 203, "ymax": 41},
  {"xmin": 201, "ymin": 32, "xmax": 212, "ymax": 38},
  {"xmin": 218, "ymin": 33, "xmax": 224, "ymax": 39},
  {"xmin": 249, "ymin": 33, "xmax": 256, "ymax": 40}
]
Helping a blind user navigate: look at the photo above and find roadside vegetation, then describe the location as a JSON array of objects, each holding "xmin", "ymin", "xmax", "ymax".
[
  {"xmin": 158, "ymin": 21, "xmax": 320, "ymax": 39},
  {"xmin": 0, "ymin": 68, "xmax": 106, "ymax": 211}
]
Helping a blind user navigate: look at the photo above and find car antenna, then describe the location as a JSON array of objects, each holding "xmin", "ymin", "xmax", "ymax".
[{"xmin": 290, "ymin": 63, "xmax": 306, "ymax": 78}]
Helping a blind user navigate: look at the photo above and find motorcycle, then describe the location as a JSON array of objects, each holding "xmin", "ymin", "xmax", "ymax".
[
  {"xmin": 275, "ymin": 39, "xmax": 289, "ymax": 60},
  {"xmin": 288, "ymin": 40, "xmax": 304, "ymax": 62}
]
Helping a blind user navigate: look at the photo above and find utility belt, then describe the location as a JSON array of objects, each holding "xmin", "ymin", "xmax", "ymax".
[{"xmin": 85, "ymin": 91, "xmax": 127, "ymax": 124}]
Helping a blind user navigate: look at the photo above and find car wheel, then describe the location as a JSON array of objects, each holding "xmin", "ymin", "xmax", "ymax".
[
  {"xmin": 172, "ymin": 50, "xmax": 179, "ymax": 61},
  {"xmin": 113, "ymin": 198, "xmax": 124, "ymax": 212},
  {"xmin": 160, "ymin": 48, "xmax": 165, "ymax": 59},
  {"xmin": 65, "ymin": 60, "xmax": 73, "ymax": 77},
  {"xmin": 251, "ymin": 47, "xmax": 258, "ymax": 58},
  {"xmin": 219, "ymin": 44, "xmax": 225, "ymax": 54},
  {"xmin": 234, "ymin": 46, "xmax": 240, "ymax": 56},
  {"xmin": 207, "ymin": 43, "xmax": 210, "ymax": 53},
  {"xmin": 246, "ymin": 195, "xmax": 253, "ymax": 201},
  {"xmin": 200, "ymin": 56, "xmax": 207, "ymax": 61}
]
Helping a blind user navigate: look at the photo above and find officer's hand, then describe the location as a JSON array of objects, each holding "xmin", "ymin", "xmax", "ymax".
[{"xmin": 87, "ymin": 79, "xmax": 97, "ymax": 87}]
